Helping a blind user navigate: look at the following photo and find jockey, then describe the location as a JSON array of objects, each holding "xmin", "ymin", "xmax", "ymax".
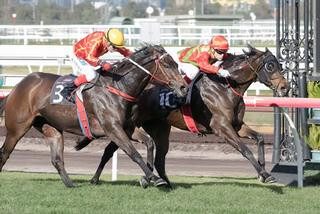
[
  {"xmin": 178, "ymin": 35, "xmax": 230, "ymax": 83},
  {"xmin": 62, "ymin": 28, "xmax": 132, "ymax": 97}
]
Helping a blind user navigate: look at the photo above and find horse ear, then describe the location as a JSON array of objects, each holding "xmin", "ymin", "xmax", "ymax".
[
  {"xmin": 265, "ymin": 47, "xmax": 270, "ymax": 53},
  {"xmin": 247, "ymin": 43, "xmax": 254, "ymax": 52},
  {"xmin": 242, "ymin": 48, "xmax": 249, "ymax": 55}
]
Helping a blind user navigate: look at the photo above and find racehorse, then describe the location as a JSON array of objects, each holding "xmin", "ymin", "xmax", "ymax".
[
  {"xmin": 0, "ymin": 44, "xmax": 188, "ymax": 187},
  {"xmin": 76, "ymin": 45, "xmax": 289, "ymax": 188}
]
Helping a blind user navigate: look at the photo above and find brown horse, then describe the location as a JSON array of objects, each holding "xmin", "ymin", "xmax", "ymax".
[
  {"xmin": 0, "ymin": 44, "xmax": 187, "ymax": 187},
  {"xmin": 77, "ymin": 45, "xmax": 289, "ymax": 188}
]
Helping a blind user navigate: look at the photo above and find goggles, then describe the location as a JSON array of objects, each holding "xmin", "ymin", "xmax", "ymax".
[{"xmin": 214, "ymin": 49, "xmax": 226, "ymax": 55}]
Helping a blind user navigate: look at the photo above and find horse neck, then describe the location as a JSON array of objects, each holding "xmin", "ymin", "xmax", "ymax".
[
  {"xmin": 233, "ymin": 79, "xmax": 255, "ymax": 96},
  {"xmin": 115, "ymin": 69, "xmax": 151, "ymax": 98},
  {"xmin": 231, "ymin": 66, "xmax": 257, "ymax": 97}
]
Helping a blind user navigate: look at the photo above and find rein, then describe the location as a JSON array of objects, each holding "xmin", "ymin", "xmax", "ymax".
[
  {"xmin": 227, "ymin": 52, "xmax": 273, "ymax": 97},
  {"xmin": 225, "ymin": 78, "xmax": 243, "ymax": 97},
  {"xmin": 128, "ymin": 53, "xmax": 171, "ymax": 86},
  {"xmin": 106, "ymin": 52, "xmax": 170, "ymax": 102}
]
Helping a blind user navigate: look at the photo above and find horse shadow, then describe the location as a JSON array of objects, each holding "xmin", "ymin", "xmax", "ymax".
[{"xmin": 30, "ymin": 175, "xmax": 284, "ymax": 194}]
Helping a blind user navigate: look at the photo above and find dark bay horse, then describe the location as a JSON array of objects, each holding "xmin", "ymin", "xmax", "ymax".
[
  {"xmin": 77, "ymin": 45, "xmax": 289, "ymax": 187},
  {"xmin": 0, "ymin": 44, "xmax": 187, "ymax": 187}
]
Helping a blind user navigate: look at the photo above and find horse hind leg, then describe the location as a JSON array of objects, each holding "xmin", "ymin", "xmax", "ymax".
[
  {"xmin": 90, "ymin": 141, "xmax": 118, "ymax": 185},
  {"xmin": 216, "ymin": 122, "xmax": 275, "ymax": 183},
  {"xmin": 40, "ymin": 124, "xmax": 74, "ymax": 187},
  {"xmin": 0, "ymin": 132, "xmax": 25, "ymax": 171},
  {"xmin": 0, "ymin": 121, "xmax": 33, "ymax": 171}
]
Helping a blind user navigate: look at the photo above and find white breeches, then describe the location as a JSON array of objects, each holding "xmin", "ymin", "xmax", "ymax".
[
  {"xmin": 70, "ymin": 53, "xmax": 98, "ymax": 82},
  {"xmin": 172, "ymin": 54, "xmax": 199, "ymax": 81},
  {"xmin": 178, "ymin": 62, "xmax": 199, "ymax": 80}
]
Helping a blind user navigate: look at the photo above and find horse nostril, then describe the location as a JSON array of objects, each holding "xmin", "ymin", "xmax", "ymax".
[
  {"xmin": 180, "ymin": 86, "xmax": 188, "ymax": 95},
  {"xmin": 280, "ymin": 86, "xmax": 289, "ymax": 95}
]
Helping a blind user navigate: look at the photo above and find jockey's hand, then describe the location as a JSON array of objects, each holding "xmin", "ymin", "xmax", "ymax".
[
  {"xmin": 102, "ymin": 63, "xmax": 112, "ymax": 71},
  {"xmin": 218, "ymin": 68, "xmax": 230, "ymax": 78},
  {"xmin": 98, "ymin": 60, "xmax": 111, "ymax": 71}
]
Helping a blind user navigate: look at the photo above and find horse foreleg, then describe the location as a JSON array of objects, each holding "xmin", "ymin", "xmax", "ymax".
[
  {"xmin": 238, "ymin": 123, "xmax": 265, "ymax": 171},
  {"xmin": 42, "ymin": 124, "xmax": 74, "ymax": 187},
  {"xmin": 90, "ymin": 141, "xmax": 118, "ymax": 185},
  {"xmin": 217, "ymin": 123, "xmax": 275, "ymax": 183},
  {"xmin": 109, "ymin": 126, "xmax": 165, "ymax": 188},
  {"xmin": 132, "ymin": 128, "xmax": 154, "ymax": 171}
]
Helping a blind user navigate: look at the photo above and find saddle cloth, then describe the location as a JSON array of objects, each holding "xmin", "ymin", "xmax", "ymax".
[
  {"xmin": 50, "ymin": 75, "xmax": 76, "ymax": 105},
  {"xmin": 50, "ymin": 75, "xmax": 93, "ymax": 139}
]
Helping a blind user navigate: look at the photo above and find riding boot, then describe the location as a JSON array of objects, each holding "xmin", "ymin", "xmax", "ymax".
[
  {"xmin": 61, "ymin": 74, "xmax": 88, "ymax": 103},
  {"xmin": 61, "ymin": 81, "xmax": 76, "ymax": 102}
]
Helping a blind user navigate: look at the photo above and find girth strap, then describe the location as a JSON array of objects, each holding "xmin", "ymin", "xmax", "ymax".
[{"xmin": 181, "ymin": 105, "xmax": 200, "ymax": 133}]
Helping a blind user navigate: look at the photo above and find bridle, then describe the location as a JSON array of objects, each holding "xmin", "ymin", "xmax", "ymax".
[
  {"xmin": 127, "ymin": 53, "xmax": 172, "ymax": 86},
  {"xmin": 105, "ymin": 51, "xmax": 174, "ymax": 102},
  {"xmin": 227, "ymin": 52, "xmax": 282, "ymax": 97},
  {"xmin": 245, "ymin": 52, "xmax": 282, "ymax": 91}
]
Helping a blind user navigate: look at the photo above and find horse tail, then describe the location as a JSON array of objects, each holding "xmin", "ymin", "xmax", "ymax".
[
  {"xmin": 0, "ymin": 96, "xmax": 7, "ymax": 116},
  {"xmin": 74, "ymin": 137, "xmax": 92, "ymax": 151}
]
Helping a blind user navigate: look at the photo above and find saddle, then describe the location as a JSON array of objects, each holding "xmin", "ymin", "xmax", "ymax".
[
  {"xmin": 50, "ymin": 74, "xmax": 95, "ymax": 139},
  {"xmin": 50, "ymin": 74, "xmax": 94, "ymax": 105}
]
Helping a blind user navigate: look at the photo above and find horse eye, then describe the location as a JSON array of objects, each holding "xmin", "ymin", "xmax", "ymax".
[{"xmin": 265, "ymin": 63, "xmax": 274, "ymax": 72}]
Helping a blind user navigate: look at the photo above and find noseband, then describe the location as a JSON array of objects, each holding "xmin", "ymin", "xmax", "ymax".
[{"xmin": 227, "ymin": 52, "xmax": 282, "ymax": 97}]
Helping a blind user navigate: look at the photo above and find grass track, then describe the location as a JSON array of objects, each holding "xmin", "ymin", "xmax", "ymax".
[{"xmin": 1, "ymin": 172, "xmax": 320, "ymax": 214}]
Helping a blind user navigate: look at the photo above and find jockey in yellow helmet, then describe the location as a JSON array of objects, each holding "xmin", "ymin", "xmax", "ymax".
[{"xmin": 62, "ymin": 28, "xmax": 132, "ymax": 98}]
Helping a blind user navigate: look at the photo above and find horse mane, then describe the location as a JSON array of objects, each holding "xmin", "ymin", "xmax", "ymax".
[
  {"xmin": 103, "ymin": 43, "xmax": 165, "ymax": 77},
  {"xmin": 222, "ymin": 45, "xmax": 265, "ymax": 71},
  {"xmin": 222, "ymin": 53, "xmax": 246, "ymax": 70}
]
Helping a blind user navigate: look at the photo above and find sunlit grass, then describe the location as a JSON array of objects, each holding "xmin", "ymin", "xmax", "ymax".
[{"xmin": 0, "ymin": 172, "xmax": 320, "ymax": 214}]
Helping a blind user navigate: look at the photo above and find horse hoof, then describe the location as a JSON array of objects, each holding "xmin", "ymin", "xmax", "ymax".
[
  {"xmin": 265, "ymin": 176, "xmax": 277, "ymax": 183},
  {"xmin": 139, "ymin": 176, "xmax": 149, "ymax": 189},
  {"xmin": 66, "ymin": 183, "xmax": 75, "ymax": 188},
  {"xmin": 258, "ymin": 175, "xmax": 265, "ymax": 183},
  {"xmin": 153, "ymin": 178, "xmax": 168, "ymax": 187},
  {"xmin": 90, "ymin": 178, "xmax": 99, "ymax": 185}
]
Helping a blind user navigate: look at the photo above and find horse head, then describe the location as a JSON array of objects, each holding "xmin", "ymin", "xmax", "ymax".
[
  {"xmin": 224, "ymin": 44, "xmax": 288, "ymax": 97},
  {"xmin": 244, "ymin": 45, "xmax": 289, "ymax": 96},
  {"xmin": 111, "ymin": 44, "xmax": 187, "ymax": 98}
]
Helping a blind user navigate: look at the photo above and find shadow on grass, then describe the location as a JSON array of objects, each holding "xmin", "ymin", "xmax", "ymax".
[
  {"xmin": 171, "ymin": 181, "xmax": 284, "ymax": 194},
  {"xmin": 30, "ymin": 175, "xmax": 285, "ymax": 194}
]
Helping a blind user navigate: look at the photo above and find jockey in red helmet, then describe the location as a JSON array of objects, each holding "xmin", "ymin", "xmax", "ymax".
[
  {"xmin": 178, "ymin": 35, "xmax": 230, "ymax": 83},
  {"xmin": 62, "ymin": 28, "xmax": 132, "ymax": 98}
]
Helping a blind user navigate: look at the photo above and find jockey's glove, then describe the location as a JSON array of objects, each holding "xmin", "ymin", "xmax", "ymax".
[
  {"xmin": 99, "ymin": 60, "xmax": 119, "ymax": 72},
  {"xmin": 218, "ymin": 68, "xmax": 230, "ymax": 78},
  {"xmin": 99, "ymin": 60, "xmax": 112, "ymax": 71}
]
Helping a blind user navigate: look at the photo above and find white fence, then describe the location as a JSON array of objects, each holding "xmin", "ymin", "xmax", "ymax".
[
  {"xmin": 0, "ymin": 45, "xmax": 271, "ymax": 93},
  {"xmin": 0, "ymin": 24, "xmax": 276, "ymax": 46}
]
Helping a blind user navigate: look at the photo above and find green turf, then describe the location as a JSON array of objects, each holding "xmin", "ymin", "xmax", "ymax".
[
  {"xmin": 0, "ymin": 172, "xmax": 320, "ymax": 214},
  {"xmin": 244, "ymin": 111, "xmax": 274, "ymax": 125}
]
